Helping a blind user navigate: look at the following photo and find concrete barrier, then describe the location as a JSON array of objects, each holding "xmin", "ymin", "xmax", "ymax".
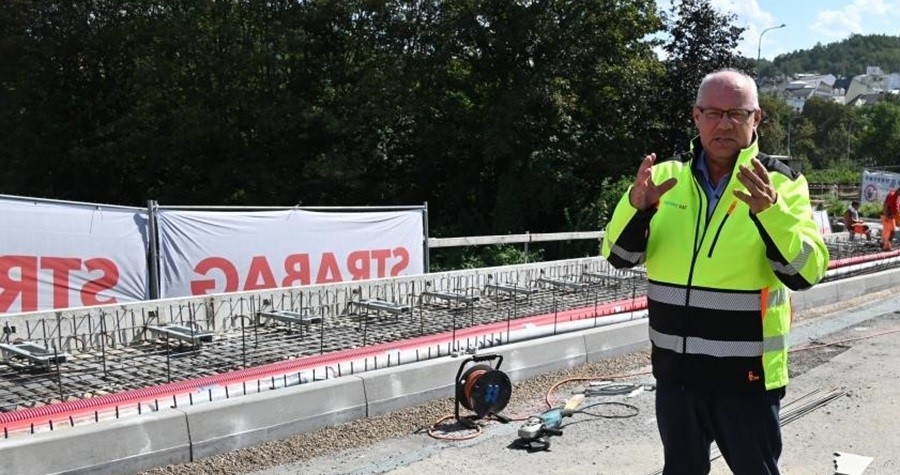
[
  {"xmin": 184, "ymin": 375, "xmax": 367, "ymax": 460},
  {"xmin": 5, "ymin": 267, "xmax": 900, "ymax": 475},
  {"xmin": 583, "ymin": 319, "xmax": 650, "ymax": 363},
  {"xmin": 360, "ymin": 320, "xmax": 651, "ymax": 416},
  {"xmin": 493, "ymin": 331, "xmax": 587, "ymax": 382},
  {"xmin": 793, "ymin": 266, "xmax": 900, "ymax": 312},
  {"xmin": 0, "ymin": 410, "xmax": 190, "ymax": 475},
  {"xmin": 360, "ymin": 356, "xmax": 463, "ymax": 416}
]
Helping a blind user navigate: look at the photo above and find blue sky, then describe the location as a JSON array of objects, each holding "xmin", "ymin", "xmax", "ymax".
[{"xmin": 661, "ymin": 0, "xmax": 900, "ymax": 60}]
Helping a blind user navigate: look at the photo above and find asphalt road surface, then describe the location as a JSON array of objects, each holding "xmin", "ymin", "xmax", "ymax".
[{"xmin": 247, "ymin": 291, "xmax": 900, "ymax": 475}]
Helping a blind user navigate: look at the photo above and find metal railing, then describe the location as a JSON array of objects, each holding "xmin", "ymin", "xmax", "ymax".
[{"xmin": 428, "ymin": 231, "xmax": 604, "ymax": 265}]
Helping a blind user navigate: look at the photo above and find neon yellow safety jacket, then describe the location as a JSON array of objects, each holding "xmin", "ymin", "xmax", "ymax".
[{"xmin": 602, "ymin": 137, "xmax": 829, "ymax": 391}]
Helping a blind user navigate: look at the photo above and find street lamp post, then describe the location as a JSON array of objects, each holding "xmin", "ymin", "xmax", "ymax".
[
  {"xmin": 787, "ymin": 116, "xmax": 802, "ymax": 158},
  {"xmin": 788, "ymin": 119, "xmax": 792, "ymax": 157},
  {"xmin": 757, "ymin": 23, "xmax": 786, "ymax": 74},
  {"xmin": 846, "ymin": 123, "xmax": 854, "ymax": 161}
]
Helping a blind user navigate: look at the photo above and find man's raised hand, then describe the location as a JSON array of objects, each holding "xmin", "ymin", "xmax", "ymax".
[
  {"xmin": 734, "ymin": 158, "xmax": 777, "ymax": 214},
  {"xmin": 629, "ymin": 153, "xmax": 677, "ymax": 211}
]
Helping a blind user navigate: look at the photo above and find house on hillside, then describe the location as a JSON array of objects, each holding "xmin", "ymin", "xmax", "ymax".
[
  {"xmin": 766, "ymin": 67, "xmax": 900, "ymax": 110},
  {"xmin": 886, "ymin": 73, "xmax": 900, "ymax": 90},
  {"xmin": 842, "ymin": 67, "xmax": 900, "ymax": 105},
  {"xmin": 847, "ymin": 92, "xmax": 886, "ymax": 106},
  {"xmin": 834, "ymin": 76, "xmax": 853, "ymax": 92},
  {"xmin": 782, "ymin": 74, "xmax": 839, "ymax": 112}
]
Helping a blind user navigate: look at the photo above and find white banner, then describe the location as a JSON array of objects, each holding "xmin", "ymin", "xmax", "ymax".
[
  {"xmin": 860, "ymin": 170, "xmax": 900, "ymax": 204},
  {"xmin": 0, "ymin": 198, "xmax": 148, "ymax": 314},
  {"xmin": 812, "ymin": 210, "xmax": 832, "ymax": 235},
  {"xmin": 157, "ymin": 209, "xmax": 424, "ymax": 298}
]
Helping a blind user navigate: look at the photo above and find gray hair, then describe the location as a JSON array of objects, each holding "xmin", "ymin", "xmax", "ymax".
[{"xmin": 695, "ymin": 68, "xmax": 759, "ymax": 108}]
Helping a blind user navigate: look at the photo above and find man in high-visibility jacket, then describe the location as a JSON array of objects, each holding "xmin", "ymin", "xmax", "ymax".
[{"xmin": 602, "ymin": 69, "xmax": 829, "ymax": 475}]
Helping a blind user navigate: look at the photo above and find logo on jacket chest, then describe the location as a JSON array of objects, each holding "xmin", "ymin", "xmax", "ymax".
[{"xmin": 662, "ymin": 200, "xmax": 688, "ymax": 210}]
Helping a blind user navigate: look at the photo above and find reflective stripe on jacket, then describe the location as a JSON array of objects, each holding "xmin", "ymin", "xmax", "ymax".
[{"xmin": 601, "ymin": 137, "xmax": 829, "ymax": 391}]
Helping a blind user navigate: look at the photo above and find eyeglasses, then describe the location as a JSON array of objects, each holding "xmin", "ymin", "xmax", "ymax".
[{"xmin": 695, "ymin": 106, "xmax": 757, "ymax": 124}]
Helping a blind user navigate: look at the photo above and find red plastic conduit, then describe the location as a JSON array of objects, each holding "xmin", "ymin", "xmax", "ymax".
[
  {"xmin": 828, "ymin": 249, "xmax": 900, "ymax": 269},
  {"xmin": 0, "ymin": 295, "xmax": 648, "ymax": 432},
  {"xmin": 7, "ymin": 248, "xmax": 897, "ymax": 433}
]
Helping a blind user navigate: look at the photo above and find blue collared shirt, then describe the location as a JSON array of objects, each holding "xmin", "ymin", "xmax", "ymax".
[{"xmin": 694, "ymin": 151, "xmax": 730, "ymax": 219}]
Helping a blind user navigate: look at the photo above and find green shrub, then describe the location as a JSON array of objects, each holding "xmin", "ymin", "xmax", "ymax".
[
  {"xmin": 804, "ymin": 167, "xmax": 861, "ymax": 185},
  {"xmin": 431, "ymin": 243, "xmax": 544, "ymax": 271},
  {"xmin": 822, "ymin": 194, "xmax": 847, "ymax": 219},
  {"xmin": 825, "ymin": 198, "xmax": 881, "ymax": 220},
  {"xmin": 859, "ymin": 202, "xmax": 881, "ymax": 219}
]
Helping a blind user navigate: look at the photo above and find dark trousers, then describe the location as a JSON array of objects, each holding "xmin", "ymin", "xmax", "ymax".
[{"xmin": 656, "ymin": 383, "xmax": 784, "ymax": 475}]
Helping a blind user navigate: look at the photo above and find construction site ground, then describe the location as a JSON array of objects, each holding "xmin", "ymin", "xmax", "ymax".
[{"xmin": 242, "ymin": 288, "xmax": 900, "ymax": 475}]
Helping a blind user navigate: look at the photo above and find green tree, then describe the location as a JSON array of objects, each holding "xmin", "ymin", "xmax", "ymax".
[
  {"xmin": 653, "ymin": 0, "xmax": 753, "ymax": 157},
  {"xmin": 757, "ymin": 92, "xmax": 796, "ymax": 155},
  {"xmin": 856, "ymin": 101, "xmax": 900, "ymax": 167},
  {"xmin": 397, "ymin": 0, "xmax": 665, "ymax": 236},
  {"xmin": 799, "ymin": 97, "xmax": 859, "ymax": 168},
  {"xmin": 0, "ymin": 1, "xmax": 748, "ymax": 252},
  {"xmin": 766, "ymin": 34, "xmax": 900, "ymax": 78}
]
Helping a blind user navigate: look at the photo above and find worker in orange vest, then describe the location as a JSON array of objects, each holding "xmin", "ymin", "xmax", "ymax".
[{"xmin": 881, "ymin": 188, "xmax": 900, "ymax": 250}]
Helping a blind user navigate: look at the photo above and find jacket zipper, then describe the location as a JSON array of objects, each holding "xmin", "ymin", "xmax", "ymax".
[
  {"xmin": 683, "ymin": 177, "xmax": 708, "ymax": 356},
  {"xmin": 678, "ymin": 155, "xmax": 741, "ymax": 383},
  {"xmin": 707, "ymin": 201, "xmax": 736, "ymax": 258}
]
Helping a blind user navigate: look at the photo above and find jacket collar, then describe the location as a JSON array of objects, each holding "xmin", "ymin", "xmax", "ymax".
[{"xmin": 688, "ymin": 134, "xmax": 759, "ymax": 174}]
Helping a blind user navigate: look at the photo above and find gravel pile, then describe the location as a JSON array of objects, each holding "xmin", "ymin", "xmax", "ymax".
[{"xmin": 135, "ymin": 288, "xmax": 895, "ymax": 475}]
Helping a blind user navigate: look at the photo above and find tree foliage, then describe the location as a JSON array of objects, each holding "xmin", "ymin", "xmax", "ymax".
[
  {"xmin": 763, "ymin": 34, "xmax": 900, "ymax": 78},
  {"xmin": 0, "ymin": 0, "xmax": 768, "ymax": 255},
  {"xmin": 652, "ymin": 0, "xmax": 752, "ymax": 156},
  {"xmin": 757, "ymin": 92, "xmax": 795, "ymax": 155},
  {"xmin": 803, "ymin": 167, "xmax": 863, "ymax": 185},
  {"xmin": 856, "ymin": 101, "xmax": 900, "ymax": 167},
  {"xmin": 798, "ymin": 97, "xmax": 860, "ymax": 168}
]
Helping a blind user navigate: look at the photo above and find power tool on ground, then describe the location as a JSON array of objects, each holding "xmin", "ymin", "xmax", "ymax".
[{"xmin": 513, "ymin": 394, "xmax": 584, "ymax": 451}]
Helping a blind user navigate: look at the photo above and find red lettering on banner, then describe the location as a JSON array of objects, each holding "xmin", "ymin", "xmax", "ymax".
[
  {"xmin": 371, "ymin": 249, "xmax": 391, "ymax": 278},
  {"xmin": 347, "ymin": 247, "xmax": 410, "ymax": 280},
  {"xmin": 41, "ymin": 257, "xmax": 81, "ymax": 308},
  {"xmin": 0, "ymin": 255, "xmax": 120, "ymax": 312},
  {"xmin": 283, "ymin": 254, "xmax": 311, "ymax": 286},
  {"xmin": 191, "ymin": 257, "xmax": 239, "ymax": 295},
  {"xmin": 347, "ymin": 250, "xmax": 370, "ymax": 281},
  {"xmin": 316, "ymin": 252, "xmax": 343, "ymax": 284},
  {"xmin": 0, "ymin": 256, "xmax": 38, "ymax": 312},
  {"xmin": 188, "ymin": 248, "xmax": 415, "ymax": 295},
  {"xmin": 390, "ymin": 247, "xmax": 410, "ymax": 275},
  {"xmin": 82, "ymin": 258, "xmax": 119, "ymax": 306},
  {"xmin": 245, "ymin": 256, "xmax": 277, "ymax": 290}
]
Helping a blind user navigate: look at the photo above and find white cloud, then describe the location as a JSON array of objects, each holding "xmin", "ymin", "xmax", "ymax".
[
  {"xmin": 811, "ymin": 11, "xmax": 860, "ymax": 40},
  {"xmin": 812, "ymin": 0, "xmax": 900, "ymax": 39},
  {"xmin": 707, "ymin": 0, "xmax": 783, "ymax": 59},
  {"xmin": 709, "ymin": 0, "xmax": 772, "ymax": 24}
]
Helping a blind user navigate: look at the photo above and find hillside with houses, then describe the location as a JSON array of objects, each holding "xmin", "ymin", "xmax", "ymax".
[
  {"xmin": 758, "ymin": 34, "xmax": 900, "ymax": 110},
  {"xmin": 764, "ymin": 66, "xmax": 900, "ymax": 112},
  {"xmin": 750, "ymin": 35, "xmax": 900, "ymax": 222}
]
